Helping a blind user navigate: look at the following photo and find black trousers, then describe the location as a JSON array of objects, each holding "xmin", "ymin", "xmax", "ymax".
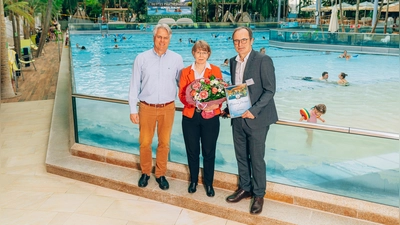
[
  {"xmin": 232, "ymin": 118, "xmax": 269, "ymax": 197},
  {"xmin": 182, "ymin": 111, "xmax": 220, "ymax": 186}
]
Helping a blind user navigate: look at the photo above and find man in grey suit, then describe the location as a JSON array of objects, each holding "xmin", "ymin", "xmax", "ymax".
[{"xmin": 224, "ymin": 27, "xmax": 278, "ymax": 214}]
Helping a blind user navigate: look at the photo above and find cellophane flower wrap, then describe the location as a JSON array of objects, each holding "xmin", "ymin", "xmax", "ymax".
[{"xmin": 185, "ymin": 75, "xmax": 229, "ymax": 119}]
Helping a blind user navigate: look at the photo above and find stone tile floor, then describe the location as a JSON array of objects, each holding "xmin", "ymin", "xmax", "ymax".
[{"xmin": 0, "ymin": 100, "xmax": 245, "ymax": 225}]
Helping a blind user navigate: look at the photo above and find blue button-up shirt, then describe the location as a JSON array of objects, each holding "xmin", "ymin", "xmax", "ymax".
[{"xmin": 129, "ymin": 48, "xmax": 184, "ymax": 114}]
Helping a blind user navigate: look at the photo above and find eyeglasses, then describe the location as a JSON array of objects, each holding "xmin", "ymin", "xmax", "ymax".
[
  {"xmin": 195, "ymin": 51, "xmax": 209, "ymax": 56},
  {"xmin": 233, "ymin": 38, "xmax": 249, "ymax": 45}
]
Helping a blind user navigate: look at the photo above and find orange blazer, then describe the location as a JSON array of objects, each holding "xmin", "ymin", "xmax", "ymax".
[{"xmin": 179, "ymin": 64, "xmax": 223, "ymax": 118}]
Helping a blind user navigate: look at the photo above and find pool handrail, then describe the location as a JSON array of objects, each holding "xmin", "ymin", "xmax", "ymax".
[{"xmin": 71, "ymin": 93, "xmax": 399, "ymax": 140}]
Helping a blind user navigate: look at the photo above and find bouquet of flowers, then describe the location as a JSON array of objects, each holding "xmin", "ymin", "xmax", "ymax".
[{"xmin": 185, "ymin": 75, "xmax": 229, "ymax": 119}]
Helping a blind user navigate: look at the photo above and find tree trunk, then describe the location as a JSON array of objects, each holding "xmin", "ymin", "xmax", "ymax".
[
  {"xmin": 23, "ymin": 18, "xmax": 30, "ymax": 39},
  {"xmin": 11, "ymin": 13, "xmax": 21, "ymax": 61},
  {"xmin": 215, "ymin": 3, "xmax": 219, "ymax": 22},
  {"xmin": 383, "ymin": 1, "xmax": 389, "ymax": 34},
  {"xmin": 16, "ymin": 15, "xmax": 21, "ymax": 55},
  {"xmin": 1, "ymin": 0, "xmax": 17, "ymax": 99},
  {"xmin": 371, "ymin": 1, "xmax": 384, "ymax": 34},
  {"xmin": 339, "ymin": 0, "xmax": 345, "ymax": 32},
  {"xmin": 36, "ymin": 0, "xmax": 54, "ymax": 58},
  {"xmin": 222, "ymin": 0, "xmax": 225, "ymax": 21},
  {"xmin": 354, "ymin": 0, "xmax": 360, "ymax": 33}
]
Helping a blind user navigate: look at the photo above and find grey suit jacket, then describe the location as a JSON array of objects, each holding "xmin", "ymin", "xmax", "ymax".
[{"xmin": 229, "ymin": 50, "xmax": 278, "ymax": 129}]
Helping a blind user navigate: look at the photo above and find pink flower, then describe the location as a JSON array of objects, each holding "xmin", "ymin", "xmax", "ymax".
[
  {"xmin": 211, "ymin": 87, "xmax": 218, "ymax": 94},
  {"xmin": 192, "ymin": 82, "xmax": 201, "ymax": 90},
  {"xmin": 199, "ymin": 90, "xmax": 209, "ymax": 99}
]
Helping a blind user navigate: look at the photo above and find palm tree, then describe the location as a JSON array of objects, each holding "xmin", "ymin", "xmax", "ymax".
[
  {"xmin": 354, "ymin": 0, "xmax": 360, "ymax": 33},
  {"xmin": 36, "ymin": 0, "xmax": 54, "ymax": 57},
  {"xmin": 370, "ymin": 1, "xmax": 384, "ymax": 34},
  {"xmin": 383, "ymin": 0, "xmax": 389, "ymax": 34},
  {"xmin": 0, "ymin": 0, "xmax": 16, "ymax": 99},
  {"xmin": 4, "ymin": 0, "xmax": 35, "ymax": 61}
]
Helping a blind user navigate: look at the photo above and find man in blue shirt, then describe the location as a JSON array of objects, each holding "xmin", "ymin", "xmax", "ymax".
[{"xmin": 129, "ymin": 24, "xmax": 184, "ymax": 190}]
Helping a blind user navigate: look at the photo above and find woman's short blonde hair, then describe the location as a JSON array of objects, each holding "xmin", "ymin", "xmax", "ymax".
[{"xmin": 192, "ymin": 40, "xmax": 211, "ymax": 59}]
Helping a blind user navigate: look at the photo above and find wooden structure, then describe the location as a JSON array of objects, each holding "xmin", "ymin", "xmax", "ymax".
[{"xmin": 104, "ymin": 8, "xmax": 129, "ymax": 23}]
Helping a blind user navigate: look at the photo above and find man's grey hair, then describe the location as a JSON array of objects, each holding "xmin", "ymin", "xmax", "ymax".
[
  {"xmin": 153, "ymin": 24, "xmax": 172, "ymax": 38},
  {"xmin": 232, "ymin": 26, "xmax": 253, "ymax": 40}
]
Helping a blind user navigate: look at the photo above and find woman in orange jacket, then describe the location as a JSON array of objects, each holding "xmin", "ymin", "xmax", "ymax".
[{"xmin": 178, "ymin": 40, "xmax": 223, "ymax": 197}]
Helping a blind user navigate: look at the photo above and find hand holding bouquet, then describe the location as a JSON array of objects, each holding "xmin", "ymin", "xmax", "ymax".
[{"xmin": 185, "ymin": 75, "xmax": 229, "ymax": 119}]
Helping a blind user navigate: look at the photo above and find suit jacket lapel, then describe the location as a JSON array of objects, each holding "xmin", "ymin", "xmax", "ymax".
[{"xmin": 230, "ymin": 59, "xmax": 237, "ymax": 84}]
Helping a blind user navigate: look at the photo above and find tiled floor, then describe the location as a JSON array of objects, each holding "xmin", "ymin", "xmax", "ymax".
[{"xmin": 0, "ymin": 100, "xmax": 244, "ymax": 225}]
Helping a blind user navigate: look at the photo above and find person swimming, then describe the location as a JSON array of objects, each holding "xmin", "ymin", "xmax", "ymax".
[
  {"xmin": 337, "ymin": 72, "xmax": 349, "ymax": 85},
  {"xmin": 319, "ymin": 71, "xmax": 329, "ymax": 81},
  {"xmin": 301, "ymin": 71, "xmax": 329, "ymax": 82},
  {"xmin": 339, "ymin": 50, "xmax": 351, "ymax": 60},
  {"xmin": 76, "ymin": 43, "xmax": 86, "ymax": 50},
  {"xmin": 260, "ymin": 47, "xmax": 266, "ymax": 55},
  {"xmin": 221, "ymin": 58, "xmax": 229, "ymax": 67}
]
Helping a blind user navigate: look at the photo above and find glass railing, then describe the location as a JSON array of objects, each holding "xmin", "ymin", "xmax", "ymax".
[
  {"xmin": 67, "ymin": 23, "xmax": 399, "ymax": 207},
  {"xmin": 270, "ymin": 29, "xmax": 400, "ymax": 48},
  {"xmin": 71, "ymin": 95, "xmax": 399, "ymax": 207}
]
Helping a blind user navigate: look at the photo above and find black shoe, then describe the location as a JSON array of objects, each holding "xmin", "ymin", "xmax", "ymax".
[
  {"xmin": 155, "ymin": 176, "xmax": 169, "ymax": 190},
  {"xmin": 138, "ymin": 174, "xmax": 150, "ymax": 187},
  {"xmin": 250, "ymin": 197, "xmax": 264, "ymax": 214},
  {"xmin": 205, "ymin": 185, "xmax": 215, "ymax": 197},
  {"xmin": 226, "ymin": 188, "xmax": 252, "ymax": 203},
  {"xmin": 188, "ymin": 183, "xmax": 197, "ymax": 193}
]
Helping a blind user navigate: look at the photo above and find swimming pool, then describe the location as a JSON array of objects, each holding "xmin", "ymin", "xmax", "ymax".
[
  {"xmin": 71, "ymin": 30, "xmax": 399, "ymax": 133},
  {"xmin": 70, "ymin": 30, "xmax": 399, "ymax": 206}
]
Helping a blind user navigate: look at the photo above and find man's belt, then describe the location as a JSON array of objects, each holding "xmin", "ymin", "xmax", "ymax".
[{"xmin": 140, "ymin": 101, "xmax": 174, "ymax": 108}]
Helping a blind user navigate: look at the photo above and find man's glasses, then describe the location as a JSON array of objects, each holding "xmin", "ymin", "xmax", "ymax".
[{"xmin": 233, "ymin": 38, "xmax": 249, "ymax": 45}]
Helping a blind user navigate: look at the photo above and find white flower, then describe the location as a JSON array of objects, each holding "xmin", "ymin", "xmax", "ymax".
[{"xmin": 210, "ymin": 80, "xmax": 218, "ymax": 85}]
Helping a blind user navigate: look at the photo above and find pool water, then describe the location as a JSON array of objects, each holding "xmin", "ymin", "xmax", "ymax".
[{"xmin": 71, "ymin": 30, "xmax": 399, "ymax": 133}]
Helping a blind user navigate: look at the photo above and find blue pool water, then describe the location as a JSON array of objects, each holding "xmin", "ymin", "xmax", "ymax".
[
  {"xmin": 71, "ymin": 30, "xmax": 399, "ymax": 133},
  {"xmin": 70, "ymin": 30, "xmax": 399, "ymax": 206}
]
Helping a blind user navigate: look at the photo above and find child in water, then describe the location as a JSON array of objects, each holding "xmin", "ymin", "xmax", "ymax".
[
  {"xmin": 299, "ymin": 104, "xmax": 327, "ymax": 145},
  {"xmin": 299, "ymin": 104, "xmax": 326, "ymax": 123}
]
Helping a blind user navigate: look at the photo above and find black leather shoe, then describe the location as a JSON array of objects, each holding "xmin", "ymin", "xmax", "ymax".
[
  {"xmin": 226, "ymin": 188, "xmax": 252, "ymax": 203},
  {"xmin": 138, "ymin": 174, "xmax": 150, "ymax": 187},
  {"xmin": 155, "ymin": 176, "xmax": 169, "ymax": 190},
  {"xmin": 205, "ymin": 185, "xmax": 215, "ymax": 197},
  {"xmin": 250, "ymin": 197, "xmax": 264, "ymax": 214},
  {"xmin": 188, "ymin": 183, "xmax": 197, "ymax": 193}
]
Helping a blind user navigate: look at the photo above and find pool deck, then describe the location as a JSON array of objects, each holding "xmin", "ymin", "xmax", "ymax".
[
  {"xmin": 1, "ymin": 41, "xmax": 60, "ymax": 103},
  {"xmin": 1, "ymin": 39, "xmax": 399, "ymax": 224}
]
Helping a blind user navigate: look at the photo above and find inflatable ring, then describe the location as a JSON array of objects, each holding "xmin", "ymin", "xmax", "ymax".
[
  {"xmin": 300, "ymin": 108, "xmax": 310, "ymax": 120},
  {"xmin": 290, "ymin": 32, "xmax": 299, "ymax": 41},
  {"xmin": 350, "ymin": 24, "xmax": 361, "ymax": 29}
]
